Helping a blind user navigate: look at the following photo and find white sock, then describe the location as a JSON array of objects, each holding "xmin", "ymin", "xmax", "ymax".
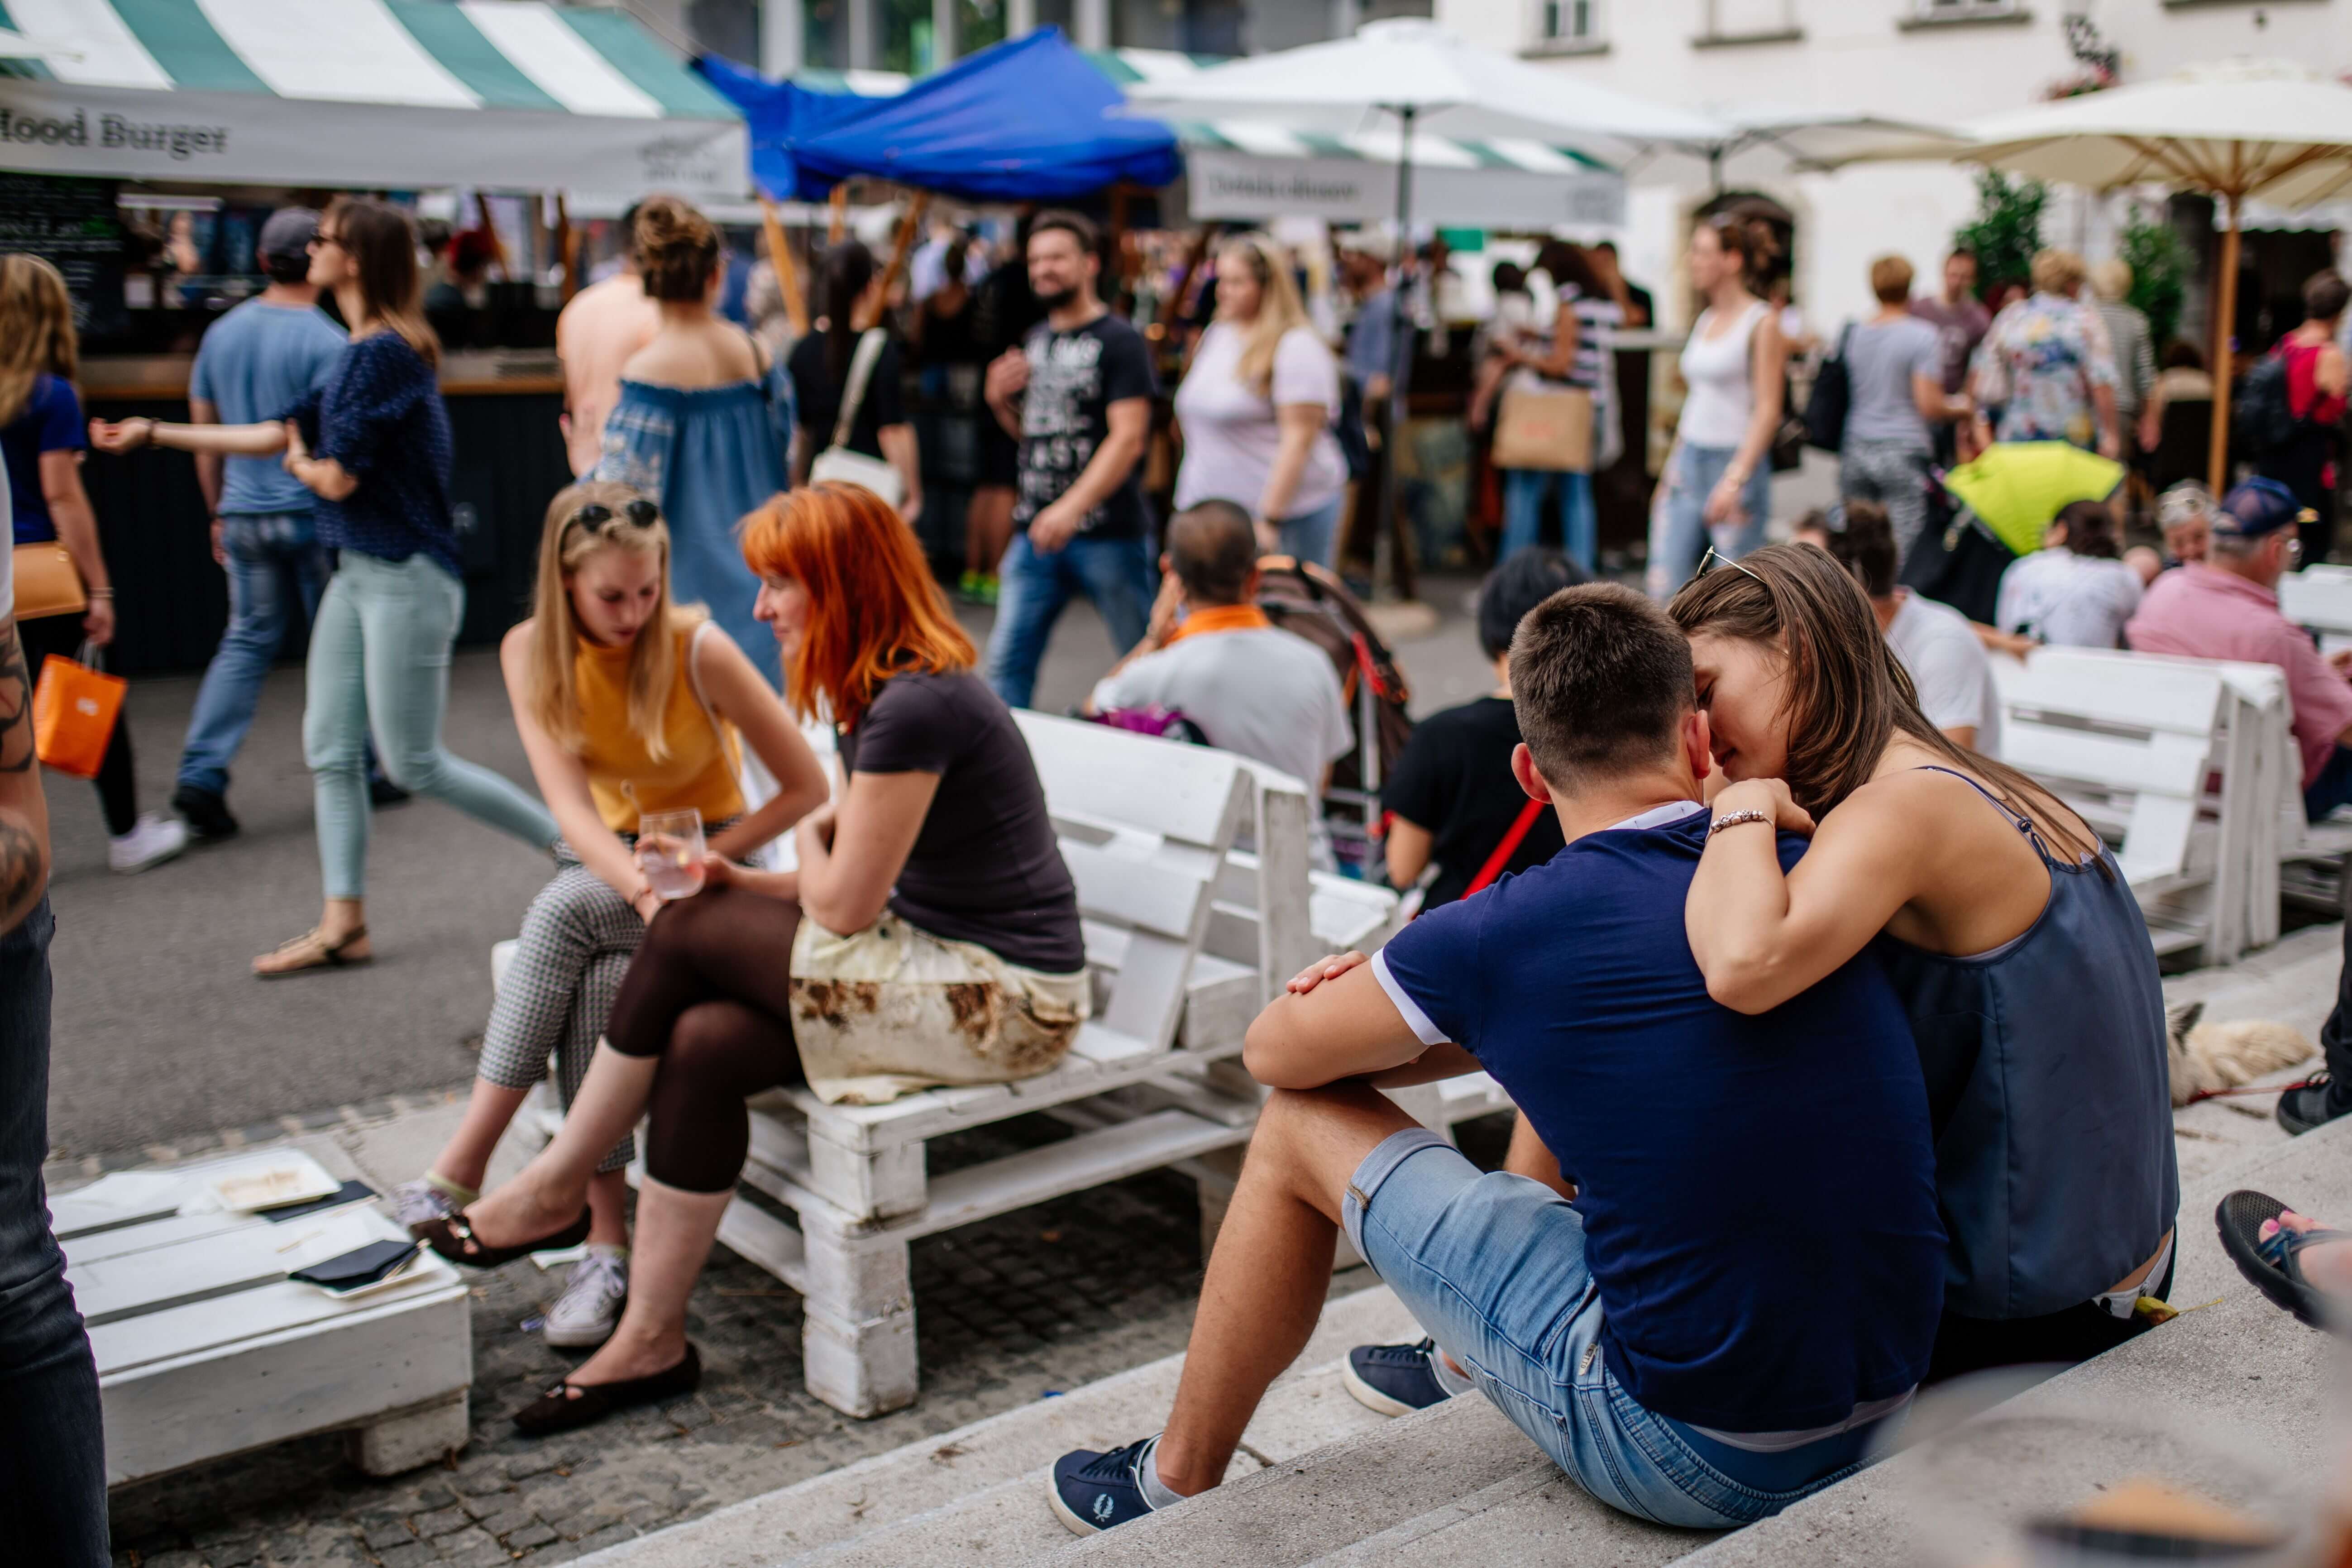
[
  {"xmin": 1429, "ymin": 1345, "xmax": 1477, "ymax": 1396},
  {"xmin": 582, "ymin": 1243, "xmax": 629, "ymax": 1265},
  {"xmin": 1134, "ymin": 1433, "xmax": 1183, "ymax": 1511}
]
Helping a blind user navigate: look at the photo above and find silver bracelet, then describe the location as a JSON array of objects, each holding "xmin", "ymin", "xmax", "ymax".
[{"xmin": 1707, "ymin": 808, "xmax": 1770, "ymax": 839}]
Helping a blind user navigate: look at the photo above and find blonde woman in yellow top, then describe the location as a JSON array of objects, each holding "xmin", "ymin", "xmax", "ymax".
[{"xmin": 393, "ymin": 480, "xmax": 826, "ymax": 1348}]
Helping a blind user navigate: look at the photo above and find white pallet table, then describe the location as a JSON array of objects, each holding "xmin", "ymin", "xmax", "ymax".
[
  {"xmin": 54, "ymin": 1151, "xmax": 470, "ymax": 1487},
  {"xmin": 2279, "ymin": 563, "xmax": 2352, "ymax": 656}
]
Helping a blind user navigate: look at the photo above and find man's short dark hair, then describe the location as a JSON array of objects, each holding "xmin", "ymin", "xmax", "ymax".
[
  {"xmin": 1807, "ymin": 502, "xmax": 1898, "ymax": 598},
  {"xmin": 1478, "ymin": 546, "xmax": 1587, "ymax": 660},
  {"xmin": 1508, "ymin": 583, "xmax": 1692, "ymax": 789},
  {"xmin": 2304, "ymin": 267, "xmax": 2350, "ymax": 325},
  {"xmin": 1167, "ymin": 500, "xmax": 1257, "ymax": 606},
  {"xmin": 1030, "ymin": 210, "xmax": 1098, "ymax": 254}
]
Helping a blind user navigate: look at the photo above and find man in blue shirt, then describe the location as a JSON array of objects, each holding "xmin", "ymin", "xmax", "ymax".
[
  {"xmin": 1050, "ymin": 583, "xmax": 1944, "ymax": 1536},
  {"xmin": 171, "ymin": 208, "xmax": 348, "ymax": 839}
]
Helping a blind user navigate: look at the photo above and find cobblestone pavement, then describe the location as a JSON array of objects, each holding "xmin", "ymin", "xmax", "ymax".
[{"xmin": 102, "ymin": 1113, "xmax": 1518, "ymax": 1567}]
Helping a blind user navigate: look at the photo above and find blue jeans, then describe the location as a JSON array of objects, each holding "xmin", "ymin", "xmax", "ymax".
[
  {"xmin": 305, "ymin": 552, "xmax": 556, "ymax": 900},
  {"xmin": 1659, "ymin": 443, "xmax": 1772, "ymax": 588},
  {"xmin": 1273, "ymin": 495, "xmax": 1344, "ymax": 571},
  {"xmin": 1500, "ymin": 468, "xmax": 1596, "ymax": 572},
  {"xmin": 177, "ymin": 512, "xmax": 331, "ymax": 797},
  {"xmin": 984, "ymin": 531, "xmax": 1157, "ymax": 710},
  {"xmin": 1343, "ymin": 1129, "xmax": 1888, "ymax": 1529},
  {"xmin": 0, "ymin": 900, "xmax": 108, "ymax": 1565}
]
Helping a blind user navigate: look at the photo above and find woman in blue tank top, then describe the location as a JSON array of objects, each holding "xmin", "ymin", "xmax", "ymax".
[{"xmin": 1666, "ymin": 542, "xmax": 2177, "ymax": 1380}]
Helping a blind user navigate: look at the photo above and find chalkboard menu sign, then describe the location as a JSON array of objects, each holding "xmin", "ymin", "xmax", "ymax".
[{"xmin": 0, "ymin": 173, "xmax": 126, "ymax": 339}]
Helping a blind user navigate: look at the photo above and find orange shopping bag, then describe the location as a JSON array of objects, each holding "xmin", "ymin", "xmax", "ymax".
[{"xmin": 33, "ymin": 643, "xmax": 125, "ymax": 779}]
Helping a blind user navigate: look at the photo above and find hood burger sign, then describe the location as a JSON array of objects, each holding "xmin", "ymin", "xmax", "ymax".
[{"xmin": 0, "ymin": 80, "xmax": 747, "ymax": 199}]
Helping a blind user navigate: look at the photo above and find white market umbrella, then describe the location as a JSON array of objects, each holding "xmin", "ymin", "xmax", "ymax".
[
  {"xmin": 1947, "ymin": 60, "xmax": 2352, "ymax": 490},
  {"xmin": 1676, "ymin": 103, "xmax": 1970, "ymax": 192}
]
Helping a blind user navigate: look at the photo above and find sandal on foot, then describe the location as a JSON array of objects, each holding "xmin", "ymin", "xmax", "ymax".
[
  {"xmin": 512, "ymin": 1344, "xmax": 701, "ymax": 1436},
  {"xmin": 2215, "ymin": 1190, "xmax": 2347, "ymax": 1332},
  {"xmin": 416, "ymin": 1205, "xmax": 591, "ymax": 1270},
  {"xmin": 254, "ymin": 926, "xmax": 371, "ymax": 977}
]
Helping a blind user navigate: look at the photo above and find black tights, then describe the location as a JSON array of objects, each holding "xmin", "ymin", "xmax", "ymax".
[
  {"xmin": 605, "ymin": 883, "xmax": 804, "ymax": 1193},
  {"xmin": 19, "ymin": 617, "xmax": 137, "ymax": 837}
]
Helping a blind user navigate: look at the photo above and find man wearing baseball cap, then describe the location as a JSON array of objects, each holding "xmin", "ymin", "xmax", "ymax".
[{"xmin": 168, "ymin": 206, "xmax": 349, "ymax": 841}]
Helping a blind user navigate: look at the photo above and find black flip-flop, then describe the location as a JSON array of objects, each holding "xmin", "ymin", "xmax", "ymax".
[
  {"xmin": 512, "ymin": 1343, "xmax": 701, "ymax": 1436},
  {"xmin": 2215, "ymin": 1190, "xmax": 2344, "ymax": 1332},
  {"xmin": 416, "ymin": 1205, "xmax": 591, "ymax": 1270}
]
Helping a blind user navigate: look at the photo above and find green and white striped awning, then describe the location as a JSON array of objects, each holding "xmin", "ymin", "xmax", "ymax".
[
  {"xmin": 789, "ymin": 45, "xmax": 1624, "ymax": 226},
  {"xmin": 0, "ymin": 0, "xmax": 746, "ymax": 198}
]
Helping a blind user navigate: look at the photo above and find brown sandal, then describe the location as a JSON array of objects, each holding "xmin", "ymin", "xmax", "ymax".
[
  {"xmin": 253, "ymin": 925, "xmax": 371, "ymax": 978},
  {"xmin": 416, "ymin": 1205, "xmax": 592, "ymax": 1269}
]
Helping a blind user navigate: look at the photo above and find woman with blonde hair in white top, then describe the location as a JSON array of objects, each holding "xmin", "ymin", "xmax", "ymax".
[
  {"xmin": 1172, "ymin": 233, "xmax": 1348, "ymax": 566},
  {"xmin": 1656, "ymin": 215, "xmax": 1786, "ymax": 588}
]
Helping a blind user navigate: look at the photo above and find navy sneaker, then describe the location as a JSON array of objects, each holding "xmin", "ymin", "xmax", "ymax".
[
  {"xmin": 1342, "ymin": 1338, "xmax": 1461, "ymax": 1417},
  {"xmin": 1048, "ymin": 1437, "xmax": 1162, "ymax": 1535},
  {"xmin": 2278, "ymin": 1073, "xmax": 2345, "ymax": 1137}
]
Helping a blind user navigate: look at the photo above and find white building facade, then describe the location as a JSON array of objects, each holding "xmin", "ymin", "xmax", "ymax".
[{"xmin": 1434, "ymin": 0, "xmax": 2352, "ymax": 337}]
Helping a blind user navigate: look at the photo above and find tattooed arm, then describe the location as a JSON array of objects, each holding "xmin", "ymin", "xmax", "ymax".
[{"xmin": 0, "ymin": 614, "xmax": 50, "ymax": 935}]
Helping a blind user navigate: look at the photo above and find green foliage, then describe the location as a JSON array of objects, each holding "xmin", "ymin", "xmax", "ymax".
[
  {"xmin": 2118, "ymin": 210, "xmax": 2190, "ymax": 352},
  {"xmin": 1951, "ymin": 170, "xmax": 2048, "ymax": 296}
]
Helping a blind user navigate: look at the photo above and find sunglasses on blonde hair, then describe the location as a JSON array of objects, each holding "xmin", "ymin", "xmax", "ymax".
[{"xmin": 569, "ymin": 498, "xmax": 661, "ymax": 534}]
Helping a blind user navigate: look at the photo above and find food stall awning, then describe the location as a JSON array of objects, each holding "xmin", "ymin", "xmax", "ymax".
[{"xmin": 0, "ymin": 0, "xmax": 747, "ymax": 199}]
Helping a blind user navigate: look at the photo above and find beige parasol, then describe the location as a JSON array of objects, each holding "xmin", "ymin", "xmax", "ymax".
[{"xmin": 1939, "ymin": 61, "xmax": 2352, "ymax": 491}]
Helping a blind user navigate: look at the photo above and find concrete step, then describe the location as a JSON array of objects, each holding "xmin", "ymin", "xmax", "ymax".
[{"xmin": 575, "ymin": 1281, "xmax": 1422, "ymax": 1568}]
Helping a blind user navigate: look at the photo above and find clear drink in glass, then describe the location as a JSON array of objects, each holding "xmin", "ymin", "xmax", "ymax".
[{"xmin": 636, "ymin": 808, "xmax": 707, "ymax": 900}]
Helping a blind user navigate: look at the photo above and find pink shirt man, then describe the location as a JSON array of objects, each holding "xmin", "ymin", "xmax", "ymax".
[
  {"xmin": 555, "ymin": 271, "xmax": 661, "ymax": 478},
  {"xmin": 2126, "ymin": 562, "xmax": 2352, "ymax": 786}
]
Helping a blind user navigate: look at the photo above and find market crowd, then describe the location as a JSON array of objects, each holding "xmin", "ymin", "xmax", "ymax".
[{"xmin": 2, "ymin": 186, "xmax": 2350, "ymax": 1563}]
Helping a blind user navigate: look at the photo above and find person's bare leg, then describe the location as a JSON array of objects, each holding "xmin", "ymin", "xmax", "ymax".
[
  {"xmin": 560, "ymin": 1177, "xmax": 729, "ymax": 1390},
  {"xmin": 253, "ymin": 896, "xmax": 370, "ymax": 973},
  {"xmin": 463, "ymin": 1044, "xmax": 657, "ymax": 1248},
  {"xmin": 585, "ymin": 1168, "xmax": 630, "ymax": 1249},
  {"xmin": 2269, "ymin": 1210, "xmax": 2352, "ymax": 1294},
  {"xmin": 1503, "ymin": 1111, "xmax": 1575, "ymax": 1202},
  {"xmin": 1153, "ymin": 1084, "xmax": 1420, "ymax": 1498},
  {"xmin": 430, "ymin": 1080, "xmax": 532, "ymax": 1194}
]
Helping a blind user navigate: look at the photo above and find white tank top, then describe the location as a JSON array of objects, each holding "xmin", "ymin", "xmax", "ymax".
[{"xmin": 1678, "ymin": 300, "xmax": 1766, "ymax": 449}]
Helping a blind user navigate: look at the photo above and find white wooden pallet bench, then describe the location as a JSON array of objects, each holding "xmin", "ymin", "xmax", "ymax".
[
  {"xmin": 51, "ymin": 1149, "xmax": 471, "ymax": 1487},
  {"xmin": 1991, "ymin": 649, "xmax": 2234, "ymax": 962}
]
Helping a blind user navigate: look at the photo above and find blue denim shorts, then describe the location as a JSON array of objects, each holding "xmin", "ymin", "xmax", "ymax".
[{"xmin": 1341, "ymin": 1128, "xmax": 1883, "ymax": 1529}]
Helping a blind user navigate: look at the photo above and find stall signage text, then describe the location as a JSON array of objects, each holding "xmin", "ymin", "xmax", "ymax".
[{"xmin": 0, "ymin": 106, "xmax": 229, "ymax": 161}]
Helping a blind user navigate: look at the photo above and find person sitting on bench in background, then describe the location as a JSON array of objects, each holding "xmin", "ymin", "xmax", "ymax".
[
  {"xmin": 1048, "ymin": 583, "xmax": 1944, "ymax": 1535},
  {"xmin": 1381, "ymin": 545, "xmax": 1582, "ymax": 908}
]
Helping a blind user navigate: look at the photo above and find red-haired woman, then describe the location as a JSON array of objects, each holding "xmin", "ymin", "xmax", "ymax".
[{"xmin": 422, "ymin": 482, "xmax": 1086, "ymax": 1434}]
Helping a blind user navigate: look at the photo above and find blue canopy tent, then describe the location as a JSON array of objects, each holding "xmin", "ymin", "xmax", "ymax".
[
  {"xmin": 787, "ymin": 28, "xmax": 1182, "ymax": 202},
  {"xmin": 693, "ymin": 51, "xmax": 879, "ymax": 201}
]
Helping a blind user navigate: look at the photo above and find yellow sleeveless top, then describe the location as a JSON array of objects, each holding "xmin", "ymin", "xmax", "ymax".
[{"xmin": 576, "ymin": 623, "xmax": 745, "ymax": 834}]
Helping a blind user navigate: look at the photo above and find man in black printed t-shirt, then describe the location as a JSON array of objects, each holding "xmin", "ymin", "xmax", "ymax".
[{"xmin": 980, "ymin": 210, "xmax": 1158, "ymax": 709}]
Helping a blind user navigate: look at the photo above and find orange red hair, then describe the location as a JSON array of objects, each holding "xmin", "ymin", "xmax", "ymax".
[{"xmin": 738, "ymin": 483, "xmax": 975, "ymax": 727}]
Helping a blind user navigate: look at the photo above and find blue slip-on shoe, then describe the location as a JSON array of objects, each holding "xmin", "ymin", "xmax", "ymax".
[
  {"xmin": 1049, "ymin": 1437, "xmax": 1163, "ymax": 1535},
  {"xmin": 1342, "ymin": 1338, "xmax": 1461, "ymax": 1417}
]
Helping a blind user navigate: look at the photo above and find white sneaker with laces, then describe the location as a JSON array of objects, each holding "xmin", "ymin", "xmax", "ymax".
[
  {"xmin": 109, "ymin": 813, "xmax": 188, "ymax": 874},
  {"xmin": 544, "ymin": 1247, "xmax": 629, "ymax": 1348},
  {"xmin": 389, "ymin": 1179, "xmax": 461, "ymax": 1233}
]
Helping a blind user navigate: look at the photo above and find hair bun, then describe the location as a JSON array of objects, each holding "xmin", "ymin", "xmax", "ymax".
[{"xmin": 634, "ymin": 195, "xmax": 720, "ymax": 303}]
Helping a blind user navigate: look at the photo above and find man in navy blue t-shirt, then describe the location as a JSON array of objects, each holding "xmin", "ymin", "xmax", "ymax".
[{"xmin": 1050, "ymin": 583, "xmax": 1943, "ymax": 1537}]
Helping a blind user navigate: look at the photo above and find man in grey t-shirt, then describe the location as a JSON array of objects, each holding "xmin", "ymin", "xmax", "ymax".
[{"xmin": 1842, "ymin": 256, "xmax": 1971, "ymax": 567}]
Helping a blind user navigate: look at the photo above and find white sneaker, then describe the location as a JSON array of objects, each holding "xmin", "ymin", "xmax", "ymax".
[
  {"xmin": 109, "ymin": 813, "xmax": 188, "ymax": 874},
  {"xmin": 390, "ymin": 1179, "xmax": 461, "ymax": 1233},
  {"xmin": 543, "ymin": 1247, "xmax": 629, "ymax": 1348}
]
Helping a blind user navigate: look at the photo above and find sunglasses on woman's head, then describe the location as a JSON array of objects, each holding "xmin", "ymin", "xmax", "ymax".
[
  {"xmin": 570, "ymin": 499, "xmax": 661, "ymax": 533},
  {"xmin": 1691, "ymin": 545, "xmax": 1766, "ymax": 588}
]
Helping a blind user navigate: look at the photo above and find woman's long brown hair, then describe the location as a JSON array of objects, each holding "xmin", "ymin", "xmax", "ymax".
[
  {"xmin": 1667, "ymin": 543, "xmax": 2103, "ymax": 868},
  {"xmin": 325, "ymin": 196, "xmax": 440, "ymax": 368},
  {"xmin": 0, "ymin": 253, "xmax": 77, "ymax": 427}
]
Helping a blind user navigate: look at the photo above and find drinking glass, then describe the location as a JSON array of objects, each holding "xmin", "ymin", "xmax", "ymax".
[{"xmin": 636, "ymin": 808, "xmax": 708, "ymax": 900}]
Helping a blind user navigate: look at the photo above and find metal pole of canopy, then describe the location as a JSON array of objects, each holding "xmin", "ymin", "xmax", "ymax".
[{"xmin": 1372, "ymin": 103, "xmax": 1417, "ymax": 602}]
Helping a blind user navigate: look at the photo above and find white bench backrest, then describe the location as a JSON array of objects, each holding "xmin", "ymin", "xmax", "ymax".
[
  {"xmin": 1991, "ymin": 648, "xmax": 2224, "ymax": 886},
  {"xmin": 1013, "ymin": 712, "xmax": 1250, "ymax": 1053},
  {"xmin": 2279, "ymin": 566, "xmax": 2352, "ymax": 635}
]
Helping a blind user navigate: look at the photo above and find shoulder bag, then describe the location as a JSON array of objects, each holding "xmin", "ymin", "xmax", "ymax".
[
  {"xmin": 1490, "ymin": 377, "xmax": 1593, "ymax": 473},
  {"xmin": 1803, "ymin": 322, "xmax": 1856, "ymax": 452},
  {"xmin": 11, "ymin": 540, "xmax": 86, "ymax": 620},
  {"xmin": 808, "ymin": 329, "xmax": 905, "ymax": 507}
]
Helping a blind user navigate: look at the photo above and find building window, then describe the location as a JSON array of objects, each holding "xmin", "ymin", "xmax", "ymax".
[
  {"xmin": 1904, "ymin": 0, "xmax": 2030, "ymax": 23},
  {"xmin": 1525, "ymin": 0, "xmax": 1603, "ymax": 52},
  {"xmin": 1695, "ymin": 0, "xmax": 1800, "ymax": 44}
]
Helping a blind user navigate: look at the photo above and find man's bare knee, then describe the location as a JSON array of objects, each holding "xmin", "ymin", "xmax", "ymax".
[{"xmin": 1243, "ymin": 1084, "xmax": 1420, "ymax": 1215}]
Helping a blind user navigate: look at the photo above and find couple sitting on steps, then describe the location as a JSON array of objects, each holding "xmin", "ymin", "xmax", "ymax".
[{"xmin": 1053, "ymin": 550, "xmax": 2179, "ymax": 1536}]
